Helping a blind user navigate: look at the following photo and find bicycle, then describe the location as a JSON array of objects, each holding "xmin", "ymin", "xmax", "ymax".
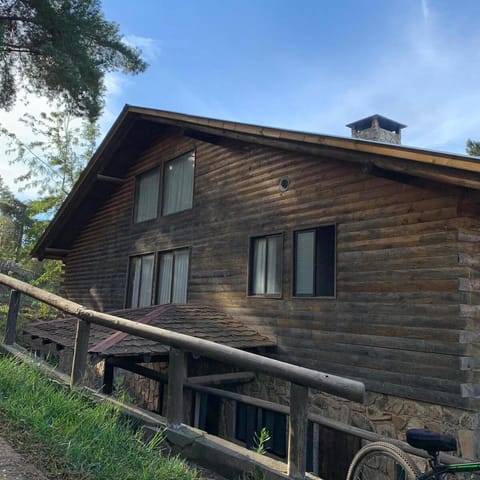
[{"xmin": 347, "ymin": 429, "xmax": 480, "ymax": 480}]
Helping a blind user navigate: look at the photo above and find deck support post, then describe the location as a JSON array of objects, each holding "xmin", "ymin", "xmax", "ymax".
[
  {"xmin": 167, "ymin": 348, "xmax": 187, "ymax": 427},
  {"xmin": 103, "ymin": 359, "xmax": 114, "ymax": 394},
  {"xmin": 70, "ymin": 319, "xmax": 91, "ymax": 387},
  {"xmin": 288, "ymin": 382, "xmax": 309, "ymax": 479},
  {"xmin": 5, "ymin": 290, "xmax": 20, "ymax": 345}
]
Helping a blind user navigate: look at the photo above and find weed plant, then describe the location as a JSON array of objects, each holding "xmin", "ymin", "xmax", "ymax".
[{"xmin": 0, "ymin": 356, "xmax": 200, "ymax": 480}]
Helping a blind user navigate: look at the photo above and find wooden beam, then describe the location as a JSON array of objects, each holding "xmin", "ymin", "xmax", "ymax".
[
  {"xmin": 141, "ymin": 114, "xmax": 480, "ymax": 190},
  {"xmin": 108, "ymin": 357, "xmax": 168, "ymax": 383},
  {"xmin": 44, "ymin": 247, "xmax": 70, "ymax": 257},
  {"xmin": 183, "ymin": 129, "xmax": 224, "ymax": 146},
  {"xmin": 167, "ymin": 348, "xmax": 187, "ymax": 427},
  {"xmin": 70, "ymin": 319, "xmax": 91, "ymax": 387},
  {"xmin": 96, "ymin": 174, "xmax": 125, "ymax": 184},
  {"xmin": 288, "ymin": 383, "xmax": 308, "ymax": 480},
  {"xmin": 0, "ymin": 272, "xmax": 365, "ymax": 403},
  {"xmin": 5, "ymin": 290, "xmax": 20, "ymax": 345},
  {"xmin": 186, "ymin": 371, "xmax": 255, "ymax": 386}
]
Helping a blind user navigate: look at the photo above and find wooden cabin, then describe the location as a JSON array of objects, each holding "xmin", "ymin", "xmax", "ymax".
[{"xmin": 31, "ymin": 106, "xmax": 480, "ymax": 462}]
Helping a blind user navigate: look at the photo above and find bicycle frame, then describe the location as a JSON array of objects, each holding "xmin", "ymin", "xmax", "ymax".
[{"xmin": 418, "ymin": 462, "xmax": 480, "ymax": 480}]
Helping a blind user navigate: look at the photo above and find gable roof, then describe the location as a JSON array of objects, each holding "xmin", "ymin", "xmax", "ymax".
[
  {"xmin": 32, "ymin": 105, "xmax": 480, "ymax": 259},
  {"xmin": 22, "ymin": 304, "xmax": 276, "ymax": 358}
]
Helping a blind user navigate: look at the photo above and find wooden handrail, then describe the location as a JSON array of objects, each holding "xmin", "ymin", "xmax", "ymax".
[
  {"xmin": 0, "ymin": 273, "xmax": 365, "ymax": 402},
  {"xmin": 0, "ymin": 272, "xmax": 367, "ymax": 479}
]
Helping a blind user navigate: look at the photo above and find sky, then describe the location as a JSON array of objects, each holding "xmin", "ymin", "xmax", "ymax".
[{"xmin": 2, "ymin": 0, "xmax": 480, "ymax": 199}]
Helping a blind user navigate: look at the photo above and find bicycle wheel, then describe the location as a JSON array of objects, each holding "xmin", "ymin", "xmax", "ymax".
[{"xmin": 347, "ymin": 442, "xmax": 421, "ymax": 480}]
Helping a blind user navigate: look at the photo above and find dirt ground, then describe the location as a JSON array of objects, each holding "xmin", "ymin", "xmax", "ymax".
[
  {"xmin": 0, "ymin": 436, "xmax": 49, "ymax": 480},
  {"xmin": 0, "ymin": 433, "xmax": 228, "ymax": 480}
]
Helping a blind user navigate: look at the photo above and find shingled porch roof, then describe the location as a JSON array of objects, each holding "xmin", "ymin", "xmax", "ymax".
[{"xmin": 22, "ymin": 303, "xmax": 276, "ymax": 358}]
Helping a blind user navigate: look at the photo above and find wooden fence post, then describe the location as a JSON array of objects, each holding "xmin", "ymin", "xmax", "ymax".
[
  {"xmin": 288, "ymin": 382, "xmax": 309, "ymax": 480},
  {"xmin": 102, "ymin": 359, "xmax": 114, "ymax": 394},
  {"xmin": 167, "ymin": 347, "xmax": 187, "ymax": 427},
  {"xmin": 5, "ymin": 290, "xmax": 20, "ymax": 345},
  {"xmin": 70, "ymin": 319, "xmax": 91, "ymax": 388}
]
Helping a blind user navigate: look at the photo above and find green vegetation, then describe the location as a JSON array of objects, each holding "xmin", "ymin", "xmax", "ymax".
[
  {"xmin": 0, "ymin": 104, "xmax": 99, "ymax": 327},
  {"xmin": 467, "ymin": 139, "xmax": 480, "ymax": 157},
  {"xmin": 0, "ymin": 356, "xmax": 200, "ymax": 480},
  {"xmin": 0, "ymin": 0, "xmax": 147, "ymax": 121}
]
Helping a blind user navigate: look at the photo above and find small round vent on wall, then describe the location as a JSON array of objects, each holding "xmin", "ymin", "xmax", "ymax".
[{"xmin": 279, "ymin": 177, "xmax": 290, "ymax": 192}]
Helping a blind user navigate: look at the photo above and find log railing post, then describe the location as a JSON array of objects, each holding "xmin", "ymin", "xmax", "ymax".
[
  {"xmin": 102, "ymin": 359, "xmax": 114, "ymax": 394},
  {"xmin": 70, "ymin": 319, "xmax": 91, "ymax": 388},
  {"xmin": 5, "ymin": 290, "xmax": 20, "ymax": 345},
  {"xmin": 167, "ymin": 347, "xmax": 187, "ymax": 427},
  {"xmin": 288, "ymin": 382, "xmax": 309, "ymax": 480}
]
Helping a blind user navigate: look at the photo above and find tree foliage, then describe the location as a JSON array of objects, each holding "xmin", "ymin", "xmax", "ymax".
[
  {"xmin": 0, "ymin": 176, "xmax": 29, "ymax": 261},
  {"xmin": 0, "ymin": 0, "xmax": 147, "ymax": 120},
  {"xmin": 466, "ymin": 139, "xmax": 480, "ymax": 157},
  {"xmin": 0, "ymin": 106, "xmax": 99, "ymax": 319},
  {"xmin": 2, "ymin": 106, "xmax": 98, "ymax": 217}
]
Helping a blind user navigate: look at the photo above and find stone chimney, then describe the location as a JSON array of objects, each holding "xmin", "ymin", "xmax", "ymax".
[{"xmin": 346, "ymin": 114, "xmax": 407, "ymax": 144}]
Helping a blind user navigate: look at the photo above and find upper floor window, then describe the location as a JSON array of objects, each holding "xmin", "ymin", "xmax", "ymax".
[
  {"xmin": 162, "ymin": 151, "xmax": 195, "ymax": 215},
  {"xmin": 249, "ymin": 234, "xmax": 283, "ymax": 297},
  {"xmin": 133, "ymin": 151, "xmax": 195, "ymax": 223},
  {"xmin": 294, "ymin": 225, "xmax": 335, "ymax": 297},
  {"xmin": 134, "ymin": 168, "xmax": 160, "ymax": 223},
  {"xmin": 126, "ymin": 248, "xmax": 190, "ymax": 307}
]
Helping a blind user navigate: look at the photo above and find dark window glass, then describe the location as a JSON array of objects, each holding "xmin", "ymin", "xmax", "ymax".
[
  {"xmin": 294, "ymin": 225, "xmax": 335, "ymax": 297},
  {"xmin": 235, "ymin": 402, "xmax": 287, "ymax": 458}
]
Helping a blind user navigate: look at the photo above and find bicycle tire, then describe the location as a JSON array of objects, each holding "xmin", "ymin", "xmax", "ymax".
[{"xmin": 347, "ymin": 442, "xmax": 422, "ymax": 480}]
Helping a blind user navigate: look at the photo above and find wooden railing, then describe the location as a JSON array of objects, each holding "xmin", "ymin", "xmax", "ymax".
[{"xmin": 0, "ymin": 272, "xmax": 366, "ymax": 479}]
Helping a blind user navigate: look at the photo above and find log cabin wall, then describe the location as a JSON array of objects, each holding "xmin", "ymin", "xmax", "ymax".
[{"xmin": 63, "ymin": 129, "xmax": 476, "ymax": 410}]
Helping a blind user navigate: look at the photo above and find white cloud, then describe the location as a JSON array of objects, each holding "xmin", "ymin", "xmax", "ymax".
[
  {"xmin": 286, "ymin": 1, "xmax": 480, "ymax": 155},
  {"xmin": 124, "ymin": 34, "xmax": 161, "ymax": 62}
]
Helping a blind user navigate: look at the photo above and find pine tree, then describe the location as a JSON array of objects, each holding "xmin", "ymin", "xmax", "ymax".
[
  {"xmin": 466, "ymin": 139, "xmax": 480, "ymax": 157},
  {"xmin": 0, "ymin": 0, "xmax": 147, "ymax": 120}
]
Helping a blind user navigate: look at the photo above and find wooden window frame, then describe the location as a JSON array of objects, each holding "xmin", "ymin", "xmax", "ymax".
[
  {"xmin": 293, "ymin": 224, "xmax": 336, "ymax": 299},
  {"xmin": 124, "ymin": 247, "xmax": 191, "ymax": 308},
  {"xmin": 247, "ymin": 233, "xmax": 284, "ymax": 298}
]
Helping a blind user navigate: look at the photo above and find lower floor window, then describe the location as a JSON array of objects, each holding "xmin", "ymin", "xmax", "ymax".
[
  {"xmin": 127, "ymin": 253, "xmax": 155, "ymax": 307},
  {"xmin": 235, "ymin": 402, "xmax": 287, "ymax": 458},
  {"xmin": 158, "ymin": 249, "xmax": 189, "ymax": 304},
  {"xmin": 126, "ymin": 248, "xmax": 189, "ymax": 307}
]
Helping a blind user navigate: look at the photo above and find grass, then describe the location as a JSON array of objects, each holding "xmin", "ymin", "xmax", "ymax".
[{"xmin": 0, "ymin": 355, "xmax": 201, "ymax": 480}]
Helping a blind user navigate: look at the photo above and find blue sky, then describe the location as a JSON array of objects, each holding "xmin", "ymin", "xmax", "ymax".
[{"xmin": 2, "ymin": 0, "xmax": 480, "ymax": 198}]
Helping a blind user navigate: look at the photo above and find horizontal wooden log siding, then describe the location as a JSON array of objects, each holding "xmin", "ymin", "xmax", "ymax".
[{"xmin": 62, "ymin": 131, "xmax": 476, "ymax": 409}]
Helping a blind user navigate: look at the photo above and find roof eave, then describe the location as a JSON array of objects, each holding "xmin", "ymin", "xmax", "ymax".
[{"xmin": 32, "ymin": 105, "xmax": 480, "ymax": 259}]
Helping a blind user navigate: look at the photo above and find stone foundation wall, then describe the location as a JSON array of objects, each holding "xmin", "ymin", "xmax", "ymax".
[
  {"xmin": 20, "ymin": 336, "xmax": 480, "ymax": 462},
  {"xmin": 240, "ymin": 372, "xmax": 480, "ymax": 461},
  {"xmin": 312, "ymin": 390, "xmax": 480, "ymax": 460}
]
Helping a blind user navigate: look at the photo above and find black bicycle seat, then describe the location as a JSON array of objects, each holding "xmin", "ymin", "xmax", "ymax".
[{"xmin": 406, "ymin": 429, "xmax": 457, "ymax": 453}]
